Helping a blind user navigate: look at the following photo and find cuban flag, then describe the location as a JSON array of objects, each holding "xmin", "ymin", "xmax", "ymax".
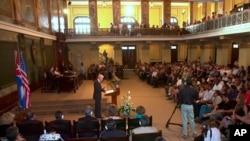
[{"xmin": 15, "ymin": 51, "xmax": 30, "ymax": 110}]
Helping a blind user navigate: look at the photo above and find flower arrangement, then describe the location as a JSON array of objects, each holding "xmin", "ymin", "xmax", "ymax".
[{"xmin": 118, "ymin": 91, "xmax": 136, "ymax": 116}]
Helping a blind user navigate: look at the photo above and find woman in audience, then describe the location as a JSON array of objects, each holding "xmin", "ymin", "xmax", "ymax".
[
  {"xmin": 134, "ymin": 105, "xmax": 146, "ymax": 118},
  {"xmin": 103, "ymin": 104, "xmax": 121, "ymax": 119}
]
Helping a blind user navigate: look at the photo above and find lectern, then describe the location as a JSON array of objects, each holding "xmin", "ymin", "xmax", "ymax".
[{"xmin": 105, "ymin": 87, "xmax": 120, "ymax": 105}]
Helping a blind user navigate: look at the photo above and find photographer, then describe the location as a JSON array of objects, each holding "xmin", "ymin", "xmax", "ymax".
[{"xmin": 178, "ymin": 78, "xmax": 199, "ymax": 139}]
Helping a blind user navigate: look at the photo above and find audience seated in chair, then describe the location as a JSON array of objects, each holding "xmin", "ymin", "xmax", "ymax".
[
  {"xmin": 74, "ymin": 106, "xmax": 99, "ymax": 138},
  {"xmin": 45, "ymin": 110, "xmax": 72, "ymax": 139},
  {"xmin": 5, "ymin": 126, "xmax": 26, "ymax": 141},
  {"xmin": 0, "ymin": 112, "xmax": 15, "ymax": 137},
  {"xmin": 132, "ymin": 115, "xmax": 158, "ymax": 134},
  {"xmin": 128, "ymin": 115, "xmax": 152, "ymax": 132},
  {"xmin": 17, "ymin": 111, "xmax": 44, "ymax": 141},
  {"xmin": 134, "ymin": 105, "xmax": 146, "ymax": 118},
  {"xmin": 203, "ymin": 94, "xmax": 236, "ymax": 121},
  {"xmin": 195, "ymin": 90, "xmax": 222, "ymax": 123},
  {"xmin": 103, "ymin": 104, "xmax": 121, "ymax": 120},
  {"xmin": 101, "ymin": 118, "xmax": 126, "ymax": 131},
  {"xmin": 39, "ymin": 126, "xmax": 64, "ymax": 141},
  {"xmin": 99, "ymin": 118, "xmax": 126, "ymax": 139}
]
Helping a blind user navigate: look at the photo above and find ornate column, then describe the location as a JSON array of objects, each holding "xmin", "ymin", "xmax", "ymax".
[
  {"xmin": 202, "ymin": 2, "xmax": 207, "ymax": 19},
  {"xmin": 190, "ymin": 1, "xmax": 194, "ymax": 24},
  {"xmin": 89, "ymin": 0, "xmax": 98, "ymax": 35},
  {"xmin": 214, "ymin": 40, "xmax": 231, "ymax": 65},
  {"xmin": 113, "ymin": 0, "xmax": 121, "ymax": 26},
  {"xmin": 163, "ymin": 0, "xmax": 171, "ymax": 24},
  {"xmin": 162, "ymin": 42, "xmax": 171, "ymax": 63},
  {"xmin": 90, "ymin": 42, "xmax": 100, "ymax": 64},
  {"xmin": 237, "ymin": 40, "xmax": 250, "ymax": 68},
  {"xmin": 12, "ymin": 0, "xmax": 22, "ymax": 25},
  {"xmin": 141, "ymin": 42, "xmax": 150, "ymax": 63},
  {"xmin": 141, "ymin": 0, "xmax": 149, "ymax": 27},
  {"xmin": 114, "ymin": 42, "xmax": 122, "ymax": 65}
]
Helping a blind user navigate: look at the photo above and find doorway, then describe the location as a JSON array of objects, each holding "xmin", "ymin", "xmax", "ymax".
[
  {"xmin": 231, "ymin": 43, "xmax": 239, "ymax": 67},
  {"xmin": 122, "ymin": 46, "xmax": 136, "ymax": 69},
  {"xmin": 170, "ymin": 45, "xmax": 178, "ymax": 63}
]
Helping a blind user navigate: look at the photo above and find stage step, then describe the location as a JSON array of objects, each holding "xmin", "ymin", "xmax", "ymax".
[{"xmin": 12, "ymin": 99, "xmax": 111, "ymax": 116}]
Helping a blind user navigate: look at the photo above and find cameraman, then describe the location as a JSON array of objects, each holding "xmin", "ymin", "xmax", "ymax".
[{"xmin": 178, "ymin": 77, "xmax": 199, "ymax": 139}]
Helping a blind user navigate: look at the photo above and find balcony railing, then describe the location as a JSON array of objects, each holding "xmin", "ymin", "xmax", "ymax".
[
  {"xmin": 64, "ymin": 27, "xmax": 185, "ymax": 37},
  {"xmin": 185, "ymin": 9, "xmax": 250, "ymax": 33}
]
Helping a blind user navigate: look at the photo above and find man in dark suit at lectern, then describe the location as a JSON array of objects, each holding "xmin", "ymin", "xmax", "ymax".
[{"xmin": 93, "ymin": 74, "xmax": 106, "ymax": 118}]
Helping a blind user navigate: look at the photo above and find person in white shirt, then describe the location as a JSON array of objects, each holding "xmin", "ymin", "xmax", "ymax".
[
  {"xmin": 39, "ymin": 126, "xmax": 64, "ymax": 141},
  {"xmin": 204, "ymin": 119, "xmax": 221, "ymax": 141}
]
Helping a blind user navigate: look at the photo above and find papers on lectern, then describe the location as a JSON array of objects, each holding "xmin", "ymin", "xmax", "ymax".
[{"xmin": 105, "ymin": 89, "xmax": 114, "ymax": 94}]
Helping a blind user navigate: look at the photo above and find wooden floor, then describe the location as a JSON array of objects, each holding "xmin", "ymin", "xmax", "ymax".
[{"xmin": 30, "ymin": 70, "xmax": 202, "ymax": 141}]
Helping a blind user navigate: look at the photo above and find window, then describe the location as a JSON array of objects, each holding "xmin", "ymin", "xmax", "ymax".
[
  {"xmin": 170, "ymin": 17, "xmax": 178, "ymax": 25},
  {"xmin": 121, "ymin": 46, "xmax": 135, "ymax": 50},
  {"xmin": 120, "ymin": 16, "xmax": 137, "ymax": 29},
  {"xmin": 171, "ymin": 45, "xmax": 177, "ymax": 49},
  {"xmin": 74, "ymin": 16, "xmax": 91, "ymax": 35},
  {"xmin": 233, "ymin": 43, "xmax": 239, "ymax": 48}
]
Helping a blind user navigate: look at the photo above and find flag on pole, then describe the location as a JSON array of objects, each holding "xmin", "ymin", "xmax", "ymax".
[{"xmin": 15, "ymin": 51, "xmax": 30, "ymax": 110}]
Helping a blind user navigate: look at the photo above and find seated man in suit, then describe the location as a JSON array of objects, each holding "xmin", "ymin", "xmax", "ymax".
[
  {"xmin": 46, "ymin": 111, "xmax": 72, "ymax": 139},
  {"xmin": 77, "ymin": 106, "xmax": 99, "ymax": 137},
  {"xmin": 132, "ymin": 115, "xmax": 158, "ymax": 134},
  {"xmin": 78, "ymin": 106, "xmax": 97, "ymax": 121},
  {"xmin": 99, "ymin": 118, "xmax": 126, "ymax": 138},
  {"xmin": 22, "ymin": 110, "xmax": 42, "ymax": 124}
]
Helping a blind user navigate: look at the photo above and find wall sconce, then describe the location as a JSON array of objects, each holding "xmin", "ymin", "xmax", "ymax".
[{"xmin": 182, "ymin": 9, "xmax": 186, "ymax": 15}]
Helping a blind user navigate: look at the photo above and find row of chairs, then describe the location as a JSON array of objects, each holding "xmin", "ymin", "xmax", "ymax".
[
  {"xmin": 65, "ymin": 130, "xmax": 162, "ymax": 141},
  {"xmin": 13, "ymin": 116, "xmax": 152, "ymax": 141}
]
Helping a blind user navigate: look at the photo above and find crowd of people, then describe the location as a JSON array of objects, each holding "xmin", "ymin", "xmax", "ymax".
[
  {"xmin": 0, "ymin": 104, "xmax": 164, "ymax": 141},
  {"xmin": 135, "ymin": 60, "xmax": 250, "ymax": 140}
]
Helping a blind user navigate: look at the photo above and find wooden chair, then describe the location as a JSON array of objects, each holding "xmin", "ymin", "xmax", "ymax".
[
  {"xmin": 73, "ymin": 120, "xmax": 100, "ymax": 138},
  {"xmin": 45, "ymin": 120, "xmax": 73, "ymax": 139},
  {"xmin": 132, "ymin": 130, "xmax": 162, "ymax": 141},
  {"xmin": 65, "ymin": 137, "xmax": 98, "ymax": 141},
  {"xmin": 127, "ymin": 116, "xmax": 152, "ymax": 131},
  {"xmin": 17, "ymin": 121, "xmax": 44, "ymax": 141},
  {"xmin": 101, "ymin": 118, "xmax": 126, "ymax": 131},
  {"xmin": 100, "ymin": 135, "xmax": 129, "ymax": 141}
]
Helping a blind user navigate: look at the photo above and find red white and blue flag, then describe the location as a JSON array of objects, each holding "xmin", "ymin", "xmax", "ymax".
[{"xmin": 15, "ymin": 51, "xmax": 30, "ymax": 110}]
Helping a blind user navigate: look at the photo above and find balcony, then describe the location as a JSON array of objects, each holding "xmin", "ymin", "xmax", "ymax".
[{"xmin": 65, "ymin": 10, "xmax": 250, "ymax": 43}]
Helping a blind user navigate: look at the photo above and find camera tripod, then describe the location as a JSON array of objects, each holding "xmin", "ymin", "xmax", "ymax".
[{"xmin": 166, "ymin": 102, "xmax": 183, "ymax": 128}]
